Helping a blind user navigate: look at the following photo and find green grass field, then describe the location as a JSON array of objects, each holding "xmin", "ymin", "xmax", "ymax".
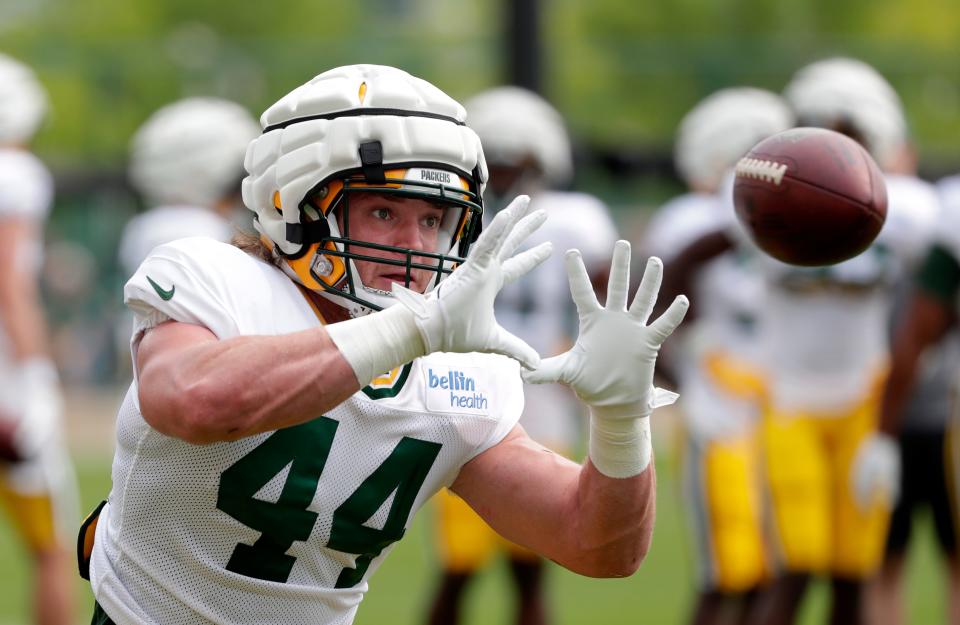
[{"xmin": 0, "ymin": 402, "xmax": 947, "ymax": 625}]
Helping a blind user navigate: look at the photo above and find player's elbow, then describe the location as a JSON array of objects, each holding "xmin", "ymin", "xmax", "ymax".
[
  {"xmin": 140, "ymin": 379, "xmax": 235, "ymax": 445},
  {"xmin": 566, "ymin": 529, "xmax": 653, "ymax": 578},
  {"xmin": 569, "ymin": 545, "xmax": 647, "ymax": 579}
]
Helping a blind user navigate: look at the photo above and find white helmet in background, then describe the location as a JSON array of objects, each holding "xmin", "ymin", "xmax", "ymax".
[
  {"xmin": 783, "ymin": 57, "xmax": 906, "ymax": 171},
  {"xmin": 0, "ymin": 53, "xmax": 48, "ymax": 145},
  {"xmin": 464, "ymin": 86, "xmax": 573, "ymax": 189},
  {"xmin": 675, "ymin": 87, "xmax": 794, "ymax": 193},
  {"xmin": 242, "ymin": 64, "xmax": 487, "ymax": 317},
  {"xmin": 129, "ymin": 97, "xmax": 260, "ymax": 208}
]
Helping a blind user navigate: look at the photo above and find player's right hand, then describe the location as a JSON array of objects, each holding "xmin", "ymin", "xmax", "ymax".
[
  {"xmin": 851, "ymin": 431, "xmax": 900, "ymax": 510},
  {"xmin": 0, "ymin": 360, "xmax": 61, "ymax": 462},
  {"xmin": 392, "ymin": 195, "xmax": 552, "ymax": 369}
]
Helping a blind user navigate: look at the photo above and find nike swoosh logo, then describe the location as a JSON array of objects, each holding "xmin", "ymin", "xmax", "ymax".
[{"xmin": 146, "ymin": 276, "xmax": 175, "ymax": 301}]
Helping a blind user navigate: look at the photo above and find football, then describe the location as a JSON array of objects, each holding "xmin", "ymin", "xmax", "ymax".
[{"xmin": 732, "ymin": 127, "xmax": 887, "ymax": 266}]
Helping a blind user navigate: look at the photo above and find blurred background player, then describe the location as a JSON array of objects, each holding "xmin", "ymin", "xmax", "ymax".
[
  {"xmin": 746, "ymin": 57, "xmax": 941, "ymax": 625},
  {"xmin": 118, "ymin": 97, "xmax": 261, "ymax": 278},
  {"xmin": 114, "ymin": 97, "xmax": 259, "ymax": 375},
  {"xmin": 424, "ymin": 86, "xmax": 618, "ymax": 625},
  {"xmin": 642, "ymin": 87, "xmax": 793, "ymax": 625},
  {"xmin": 0, "ymin": 52, "xmax": 78, "ymax": 625},
  {"xmin": 867, "ymin": 173, "xmax": 960, "ymax": 625}
]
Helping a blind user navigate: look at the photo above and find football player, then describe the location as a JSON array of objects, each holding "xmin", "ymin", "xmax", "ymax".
[
  {"xmin": 745, "ymin": 57, "xmax": 941, "ymax": 625},
  {"xmin": 80, "ymin": 64, "xmax": 688, "ymax": 625},
  {"xmin": 0, "ymin": 53, "xmax": 78, "ymax": 625},
  {"xmin": 118, "ymin": 97, "xmax": 260, "ymax": 278},
  {"xmin": 643, "ymin": 87, "xmax": 793, "ymax": 625},
  {"xmin": 114, "ymin": 98, "xmax": 259, "ymax": 377},
  {"xmin": 424, "ymin": 86, "xmax": 619, "ymax": 625},
  {"xmin": 865, "ymin": 174, "xmax": 960, "ymax": 625}
]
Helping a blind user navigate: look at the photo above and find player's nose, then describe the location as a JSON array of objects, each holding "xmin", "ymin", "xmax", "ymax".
[{"xmin": 389, "ymin": 215, "xmax": 429, "ymax": 252}]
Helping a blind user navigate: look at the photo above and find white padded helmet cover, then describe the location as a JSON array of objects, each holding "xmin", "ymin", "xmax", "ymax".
[
  {"xmin": 129, "ymin": 97, "xmax": 260, "ymax": 207},
  {"xmin": 675, "ymin": 87, "xmax": 794, "ymax": 191},
  {"xmin": 784, "ymin": 57, "xmax": 906, "ymax": 170},
  {"xmin": 243, "ymin": 64, "xmax": 488, "ymax": 256},
  {"xmin": 463, "ymin": 86, "xmax": 573, "ymax": 187},
  {"xmin": 0, "ymin": 53, "xmax": 48, "ymax": 145}
]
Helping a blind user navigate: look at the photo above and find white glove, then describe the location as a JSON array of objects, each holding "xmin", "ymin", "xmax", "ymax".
[
  {"xmin": 523, "ymin": 241, "xmax": 689, "ymax": 477},
  {"xmin": 0, "ymin": 359, "xmax": 62, "ymax": 461},
  {"xmin": 851, "ymin": 432, "xmax": 900, "ymax": 510},
  {"xmin": 392, "ymin": 194, "xmax": 552, "ymax": 369},
  {"xmin": 327, "ymin": 195, "xmax": 552, "ymax": 385}
]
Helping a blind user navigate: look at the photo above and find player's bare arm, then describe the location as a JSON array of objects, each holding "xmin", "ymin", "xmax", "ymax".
[
  {"xmin": 452, "ymin": 425, "xmax": 656, "ymax": 577},
  {"xmin": 0, "ymin": 218, "xmax": 48, "ymax": 359},
  {"xmin": 136, "ymin": 196, "xmax": 551, "ymax": 445},
  {"xmin": 135, "ymin": 320, "xmax": 361, "ymax": 444},
  {"xmin": 455, "ymin": 241, "xmax": 687, "ymax": 577},
  {"xmin": 878, "ymin": 289, "xmax": 955, "ymax": 436}
]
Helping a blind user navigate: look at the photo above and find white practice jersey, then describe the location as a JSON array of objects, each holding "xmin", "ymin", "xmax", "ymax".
[
  {"xmin": 0, "ymin": 148, "xmax": 53, "ymax": 364},
  {"xmin": 642, "ymin": 191, "xmax": 765, "ymax": 434},
  {"xmin": 91, "ymin": 238, "xmax": 524, "ymax": 625},
  {"xmin": 758, "ymin": 174, "xmax": 941, "ymax": 413},
  {"xmin": 494, "ymin": 191, "xmax": 617, "ymax": 447},
  {"xmin": 642, "ymin": 192, "xmax": 728, "ymax": 264},
  {"xmin": 117, "ymin": 204, "xmax": 233, "ymax": 278}
]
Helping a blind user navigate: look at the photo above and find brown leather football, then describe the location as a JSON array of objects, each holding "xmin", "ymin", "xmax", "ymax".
[{"xmin": 733, "ymin": 127, "xmax": 887, "ymax": 266}]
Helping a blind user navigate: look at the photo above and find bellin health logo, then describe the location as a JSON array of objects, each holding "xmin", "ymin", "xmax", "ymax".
[{"xmin": 428, "ymin": 368, "xmax": 488, "ymax": 410}]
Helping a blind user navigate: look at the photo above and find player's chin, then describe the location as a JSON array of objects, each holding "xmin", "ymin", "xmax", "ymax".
[{"xmin": 370, "ymin": 275, "xmax": 428, "ymax": 293}]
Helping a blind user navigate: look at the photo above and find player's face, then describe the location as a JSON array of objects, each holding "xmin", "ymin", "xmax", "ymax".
[
  {"xmin": 340, "ymin": 192, "xmax": 448, "ymax": 293},
  {"xmin": 487, "ymin": 163, "xmax": 528, "ymax": 196}
]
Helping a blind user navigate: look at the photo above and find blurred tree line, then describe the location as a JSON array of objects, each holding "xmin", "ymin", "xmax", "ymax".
[
  {"xmin": 1, "ymin": 0, "xmax": 959, "ymax": 384},
  {"xmin": 3, "ymin": 0, "xmax": 959, "ymax": 172}
]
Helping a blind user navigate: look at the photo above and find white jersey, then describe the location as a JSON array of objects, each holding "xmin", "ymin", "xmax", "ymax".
[
  {"xmin": 0, "ymin": 148, "xmax": 53, "ymax": 365},
  {"xmin": 759, "ymin": 174, "xmax": 940, "ymax": 413},
  {"xmin": 117, "ymin": 204, "xmax": 233, "ymax": 278},
  {"xmin": 91, "ymin": 238, "xmax": 524, "ymax": 625},
  {"xmin": 642, "ymin": 192, "xmax": 728, "ymax": 264},
  {"xmin": 494, "ymin": 191, "xmax": 617, "ymax": 448},
  {"xmin": 642, "ymin": 191, "xmax": 765, "ymax": 435}
]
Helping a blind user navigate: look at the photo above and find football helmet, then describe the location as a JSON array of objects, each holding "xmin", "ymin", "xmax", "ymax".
[
  {"xmin": 0, "ymin": 53, "xmax": 48, "ymax": 145},
  {"xmin": 242, "ymin": 64, "xmax": 487, "ymax": 317},
  {"xmin": 784, "ymin": 57, "xmax": 906, "ymax": 171},
  {"xmin": 464, "ymin": 86, "xmax": 573, "ymax": 190},
  {"xmin": 675, "ymin": 87, "xmax": 794, "ymax": 193},
  {"xmin": 129, "ymin": 97, "xmax": 260, "ymax": 208}
]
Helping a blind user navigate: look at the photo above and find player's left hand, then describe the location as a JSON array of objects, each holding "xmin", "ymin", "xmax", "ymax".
[
  {"xmin": 393, "ymin": 195, "xmax": 552, "ymax": 370},
  {"xmin": 851, "ymin": 432, "xmax": 900, "ymax": 509},
  {"xmin": 0, "ymin": 360, "xmax": 61, "ymax": 462},
  {"xmin": 522, "ymin": 241, "xmax": 688, "ymax": 419}
]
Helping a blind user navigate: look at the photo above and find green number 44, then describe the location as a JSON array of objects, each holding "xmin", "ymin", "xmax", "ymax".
[{"xmin": 216, "ymin": 417, "xmax": 441, "ymax": 587}]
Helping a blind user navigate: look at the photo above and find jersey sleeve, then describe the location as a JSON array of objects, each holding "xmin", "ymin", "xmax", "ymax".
[
  {"xmin": 467, "ymin": 356, "xmax": 524, "ymax": 460},
  {"xmin": 0, "ymin": 151, "xmax": 53, "ymax": 221},
  {"xmin": 123, "ymin": 238, "xmax": 247, "ymax": 360}
]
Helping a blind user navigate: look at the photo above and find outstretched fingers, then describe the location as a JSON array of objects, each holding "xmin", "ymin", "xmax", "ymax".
[
  {"xmin": 520, "ymin": 354, "xmax": 568, "ymax": 384},
  {"xmin": 469, "ymin": 195, "xmax": 530, "ymax": 264},
  {"xmin": 490, "ymin": 327, "xmax": 541, "ymax": 371},
  {"xmin": 502, "ymin": 242, "xmax": 553, "ymax": 285},
  {"xmin": 564, "ymin": 250, "xmax": 602, "ymax": 317},
  {"xmin": 647, "ymin": 295, "xmax": 689, "ymax": 345},
  {"xmin": 628, "ymin": 256, "xmax": 664, "ymax": 324},
  {"xmin": 499, "ymin": 207, "xmax": 547, "ymax": 262},
  {"xmin": 606, "ymin": 240, "xmax": 631, "ymax": 311}
]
